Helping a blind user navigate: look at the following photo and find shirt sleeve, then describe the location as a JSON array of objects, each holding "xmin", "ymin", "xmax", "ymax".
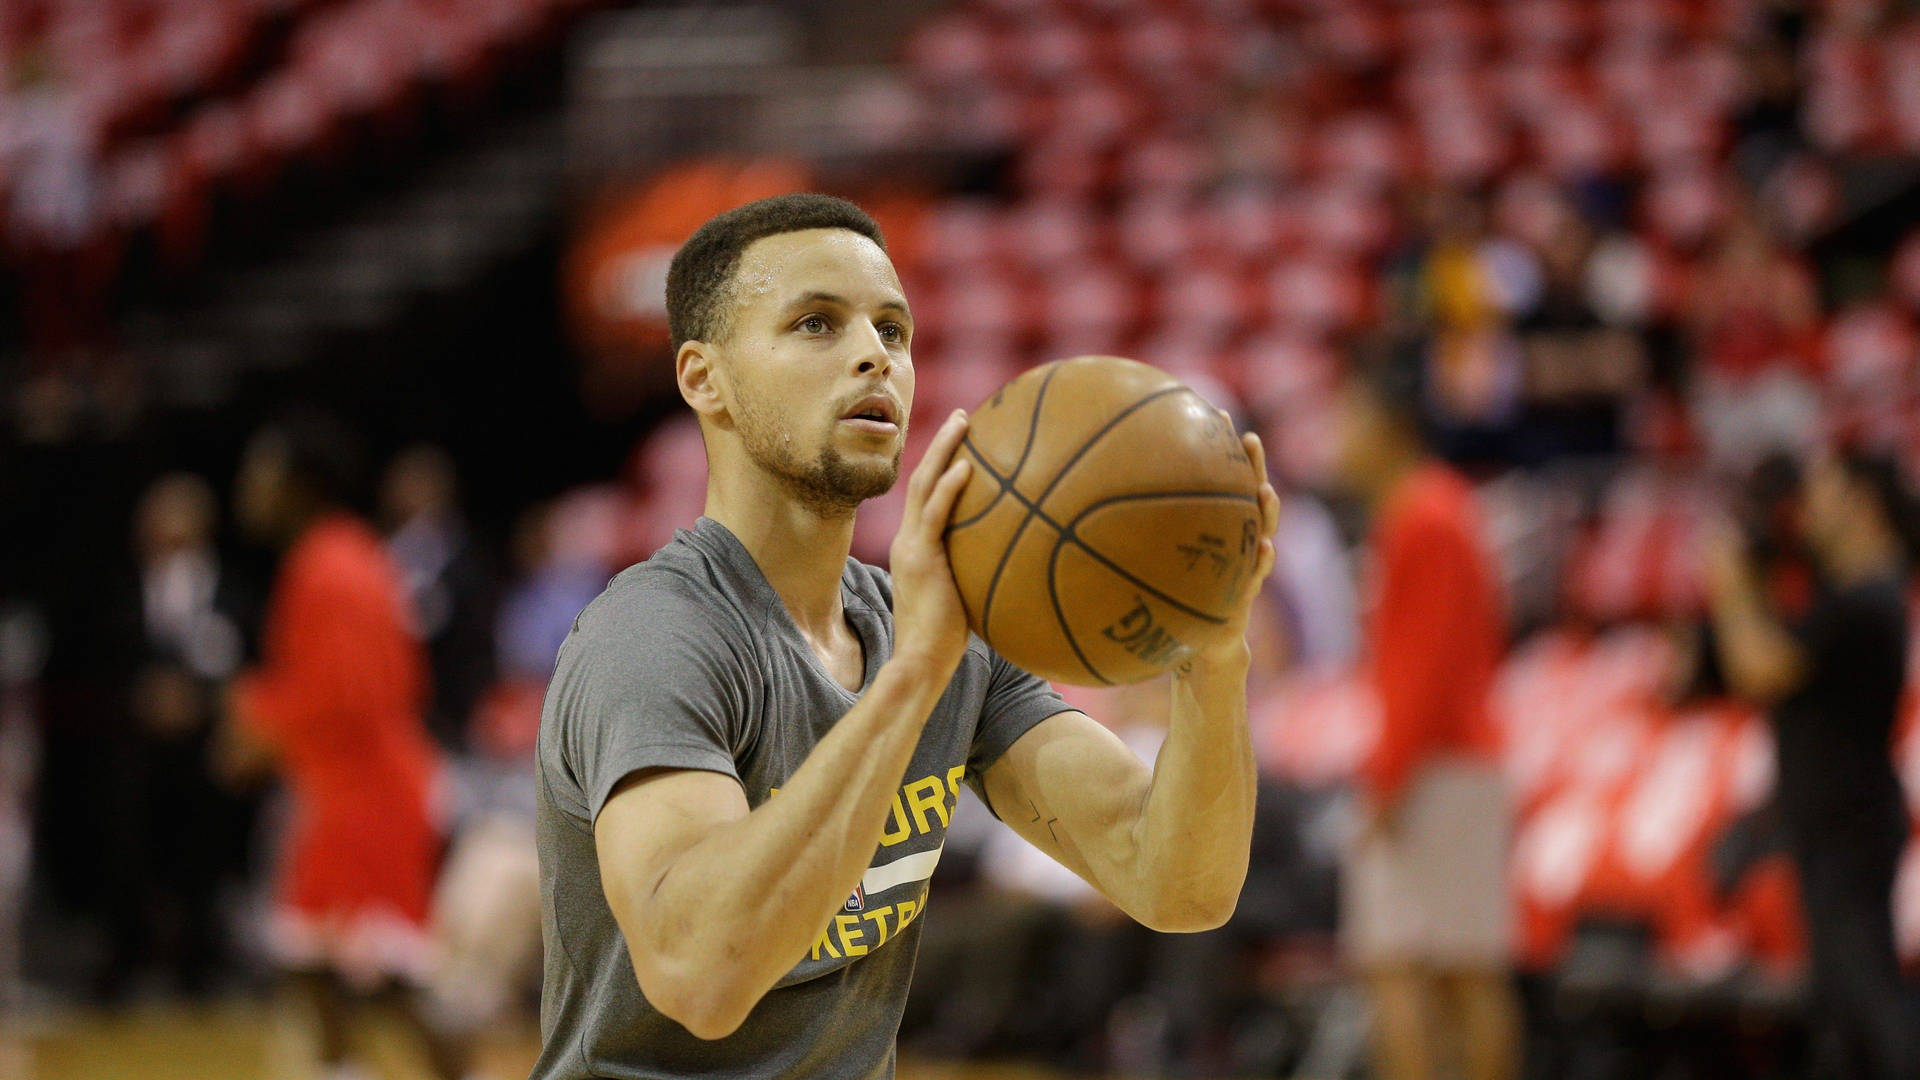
[
  {"xmin": 964, "ymin": 641, "xmax": 1074, "ymax": 815},
  {"xmin": 546, "ymin": 586, "xmax": 753, "ymax": 828},
  {"xmin": 1363, "ymin": 515, "xmax": 1468, "ymax": 808}
]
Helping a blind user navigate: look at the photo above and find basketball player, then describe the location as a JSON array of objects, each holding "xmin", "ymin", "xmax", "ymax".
[
  {"xmin": 530, "ymin": 193, "xmax": 1279, "ymax": 1079},
  {"xmin": 219, "ymin": 413, "xmax": 467, "ymax": 1080}
]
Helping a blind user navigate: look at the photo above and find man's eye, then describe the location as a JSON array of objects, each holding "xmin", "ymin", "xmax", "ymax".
[
  {"xmin": 879, "ymin": 323, "xmax": 904, "ymax": 342},
  {"xmin": 800, "ymin": 315, "xmax": 829, "ymax": 334}
]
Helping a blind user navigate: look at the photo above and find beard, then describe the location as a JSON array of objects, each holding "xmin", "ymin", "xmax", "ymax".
[{"xmin": 734, "ymin": 387, "xmax": 903, "ymax": 518}]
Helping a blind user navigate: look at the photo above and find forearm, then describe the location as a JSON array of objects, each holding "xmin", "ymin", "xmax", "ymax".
[
  {"xmin": 1128, "ymin": 649, "xmax": 1258, "ymax": 930},
  {"xmin": 633, "ymin": 654, "xmax": 952, "ymax": 1030},
  {"xmin": 1705, "ymin": 566, "xmax": 1803, "ymax": 703}
]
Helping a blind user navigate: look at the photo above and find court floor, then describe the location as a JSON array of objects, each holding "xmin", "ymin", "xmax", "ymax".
[{"xmin": 0, "ymin": 998, "xmax": 1085, "ymax": 1080}]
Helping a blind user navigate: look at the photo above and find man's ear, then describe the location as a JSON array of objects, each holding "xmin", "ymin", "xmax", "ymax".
[{"xmin": 677, "ymin": 340, "xmax": 728, "ymax": 425}]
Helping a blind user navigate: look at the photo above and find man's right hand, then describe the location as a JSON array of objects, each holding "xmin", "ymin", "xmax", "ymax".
[{"xmin": 888, "ymin": 408, "xmax": 974, "ymax": 678}]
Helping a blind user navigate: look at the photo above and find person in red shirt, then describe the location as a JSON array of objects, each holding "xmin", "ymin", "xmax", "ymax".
[
  {"xmin": 1334, "ymin": 364, "xmax": 1518, "ymax": 1080},
  {"xmin": 216, "ymin": 412, "xmax": 465, "ymax": 1080}
]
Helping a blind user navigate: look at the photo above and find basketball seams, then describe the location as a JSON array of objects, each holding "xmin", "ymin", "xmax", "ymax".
[
  {"xmin": 1057, "ymin": 524, "xmax": 1237, "ymax": 625},
  {"xmin": 1046, "ymin": 531, "xmax": 1113, "ymax": 685},
  {"xmin": 1027, "ymin": 384, "xmax": 1190, "ymax": 514},
  {"xmin": 977, "ymin": 382, "xmax": 1188, "ymax": 633},
  {"xmin": 949, "ymin": 365, "xmax": 1254, "ymax": 683},
  {"xmin": 961, "ymin": 439, "xmax": 1026, "ymax": 637},
  {"xmin": 1059, "ymin": 490, "xmax": 1261, "ymax": 621},
  {"xmin": 947, "ymin": 361, "xmax": 1062, "ymax": 533}
]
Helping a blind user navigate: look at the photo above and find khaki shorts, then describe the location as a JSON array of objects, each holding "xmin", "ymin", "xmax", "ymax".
[{"xmin": 1343, "ymin": 758, "xmax": 1512, "ymax": 970}]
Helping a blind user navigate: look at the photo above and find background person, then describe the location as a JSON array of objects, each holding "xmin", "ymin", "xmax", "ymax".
[
  {"xmin": 1335, "ymin": 361, "xmax": 1519, "ymax": 1080},
  {"xmin": 217, "ymin": 412, "xmax": 466, "ymax": 1080},
  {"xmin": 1703, "ymin": 447, "xmax": 1920, "ymax": 1080},
  {"xmin": 111, "ymin": 473, "xmax": 253, "ymax": 997}
]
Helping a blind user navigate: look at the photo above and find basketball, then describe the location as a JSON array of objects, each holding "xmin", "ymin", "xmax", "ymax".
[{"xmin": 944, "ymin": 356, "xmax": 1263, "ymax": 686}]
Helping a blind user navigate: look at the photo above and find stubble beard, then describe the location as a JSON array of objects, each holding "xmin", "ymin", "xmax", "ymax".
[{"xmin": 735, "ymin": 391, "xmax": 903, "ymax": 519}]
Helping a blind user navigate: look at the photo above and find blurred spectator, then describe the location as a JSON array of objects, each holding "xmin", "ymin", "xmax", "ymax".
[
  {"xmin": 1391, "ymin": 188, "xmax": 1532, "ymax": 460},
  {"xmin": 0, "ymin": 603, "xmax": 48, "ymax": 1015},
  {"xmin": 104, "ymin": 473, "xmax": 252, "ymax": 997},
  {"xmin": 1268, "ymin": 490, "xmax": 1359, "ymax": 674},
  {"xmin": 1702, "ymin": 448, "xmax": 1920, "ymax": 1080},
  {"xmin": 216, "ymin": 412, "xmax": 466, "ymax": 1080},
  {"xmin": 1685, "ymin": 214, "xmax": 1823, "ymax": 469},
  {"xmin": 1515, "ymin": 218, "xmax": 1645, "ymax": 461},
  {"xmin": 381, "ymin": 444, "xmax": 498, "ymax": 751},
  {"xmin": 1334, "ymin": 362, "xmax": 1519, "ymax": 1080},
  {"xmin": 416, "ymin": 500, "xmax": 588, "ymax": 1054},
  {"xmin": 493, "ymin": 502, "xmax": 608, "ymax": 689}
]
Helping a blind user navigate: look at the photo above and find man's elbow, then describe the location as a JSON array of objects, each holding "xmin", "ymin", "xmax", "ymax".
[
  {"xmin": 1133, "ymin": 886, "xmax": 1240, "ymax": 934},
  {"xmin": 634, "ymin": 959, "xmax": 756, "ymax": 1040},
  {"xmin": 1730, "ymin": 658, "xmax": 1798, "ymax": 707}
]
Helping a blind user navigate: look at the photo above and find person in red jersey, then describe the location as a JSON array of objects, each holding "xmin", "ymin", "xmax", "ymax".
[
  {"xmin": 1334, "ymin": 364, "xmax": 1519, "ymax": 1080},
  {"xmin": 217, "ymin": 412, "xmax": 467, "ymax": 1080}
]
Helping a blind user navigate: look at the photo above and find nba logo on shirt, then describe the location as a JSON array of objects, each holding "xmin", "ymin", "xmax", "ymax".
[{"xmin": 845, "ymin": 884, "xmax": 865, "ymax": 912}]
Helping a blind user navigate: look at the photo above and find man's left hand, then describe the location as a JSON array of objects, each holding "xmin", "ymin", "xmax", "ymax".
[{"xmin": 1187, "ymin": 429, "xmax": 1281, "ymax": 674}]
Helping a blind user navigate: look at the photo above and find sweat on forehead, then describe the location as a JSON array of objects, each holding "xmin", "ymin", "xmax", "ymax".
[{"xmin": 735, "ymin": 230, "xmax": 898, "ymax": 302}]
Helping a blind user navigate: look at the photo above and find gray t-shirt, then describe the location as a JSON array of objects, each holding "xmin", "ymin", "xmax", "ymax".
[{"xmin": 531, "ymin": 517, "xmax": 1071, "ymax": 1080}]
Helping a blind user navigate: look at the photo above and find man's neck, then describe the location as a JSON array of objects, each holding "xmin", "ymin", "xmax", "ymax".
[{"xmin": 704, "ymin": 468, "xmax": 856, "ymax": 641}]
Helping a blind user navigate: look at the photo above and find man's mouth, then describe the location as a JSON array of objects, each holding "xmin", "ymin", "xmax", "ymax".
[{"xmin": 840, "ymin": 395, "xmax": 901, "ymax": 434}]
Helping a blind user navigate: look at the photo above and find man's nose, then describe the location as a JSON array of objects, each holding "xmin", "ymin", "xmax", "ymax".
[{"xmin": 848, "ymin": 319, "xmax": 891, "ymax": 378}]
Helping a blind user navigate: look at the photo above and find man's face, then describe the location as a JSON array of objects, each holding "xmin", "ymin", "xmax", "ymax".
[
  {"xmin": 708, "ymin": 229, "xmax": 915, "ymax": 515},
  {"xmin": 136, "ymin": 476, "xmax": 214, "ymax": 561},
  {"xmin": 236, "ymin": 435, "xmax": 291, "ymax": 543}
]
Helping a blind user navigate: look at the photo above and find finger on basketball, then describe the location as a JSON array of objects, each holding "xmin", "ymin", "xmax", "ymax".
[
  {"xmin": 923, "ymin": 458, "xmax": 972, "ymax": 531},
  {"xmin": 907, "ymin": 410, "xmax": 968, "ymax": 508},
  {"xmin": 1242, "ymin": 431, "xmax": 1267, "ymax": 487}
]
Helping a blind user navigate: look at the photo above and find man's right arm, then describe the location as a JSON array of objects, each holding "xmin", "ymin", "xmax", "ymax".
[
  {"xmin": 1701, "ymin": 524, "xmax": 1805, "ymax": 706},
  {"xmin": 595, "ymin": 655, "xmax": 951, "ymax": 1039},
  {"xmin": 591, "ymin": 409, "xmax": 976, "ymax": 1040}
]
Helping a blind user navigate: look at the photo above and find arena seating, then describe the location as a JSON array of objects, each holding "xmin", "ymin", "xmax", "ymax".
[{"xmin": 1, "ymin": 0, "xmax": 604, "ymax": 307}]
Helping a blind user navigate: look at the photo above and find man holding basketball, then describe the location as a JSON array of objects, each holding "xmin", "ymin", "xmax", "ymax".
[{"xmin": 530, "ymin": 194, "xmax": 1279, "ymax": 1080}]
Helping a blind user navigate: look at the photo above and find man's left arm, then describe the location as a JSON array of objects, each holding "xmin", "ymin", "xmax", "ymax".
[{"xmin": 979, "ymin": 432, "xmax": 1279, "ymax": 934}]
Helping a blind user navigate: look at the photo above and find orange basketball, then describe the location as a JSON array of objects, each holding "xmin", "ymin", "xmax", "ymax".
[{"xmin": 944, "ymin": 356, "xmax": 1262, "ymax": 686}]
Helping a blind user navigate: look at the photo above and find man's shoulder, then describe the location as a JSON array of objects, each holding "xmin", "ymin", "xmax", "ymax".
[
  {"xmin": 1823, "ymin": 575, "xmax": 1910, "ymax": 632},
  {"xmin": 579, "ymin": 555, "xmax": 752, "ymax": 642},
  {"xmin": 1387, "ymin": 465, "xmax": 1485, "ymax": 551},
  {"xmin": 560, "ymin": 535, "xmax": 764, "ymax": 663}
]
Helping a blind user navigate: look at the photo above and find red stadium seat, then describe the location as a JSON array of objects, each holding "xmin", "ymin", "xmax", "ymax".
[
  {"xmin": 1262, "ymin": 254, "xmax": 1368, "ymax": 335},
  {"xmin": 1202, "ymin": 185, "xmax": 1304, "ymax": 265},
  {"xmin": 1503, "ymin": 0, "xmax": 1591, "ymax": 55},
  {"xmin": 1004, "ymin": 197, "xmax": 1101, "ymax": 271},
  {"xmin": 1312, "ymin": 111, "xmax": 1406, "ymax": 188},
  {"xmin": 1012, "ymin": 17, "xmax": 1097, "ymax": 85},
  {"xmin": 1115, "ymin": 193, "xmax": 1200, "ymax": 268},
  {"xmin": 1154, "ymin": 259, "xmax": 1255, "ymax": 337},
  {"xmin": 1114, "ymin": 135, "xmax": 1211, "ymax": 198},
  {"xmin": 1040, "ymin": 262, "xmax": 1139, "ymax": 354}
]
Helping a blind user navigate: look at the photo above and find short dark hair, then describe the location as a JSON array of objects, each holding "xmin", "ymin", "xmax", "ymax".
[
  {"xmin": 665, "ymin": 193, "xmax": 887, "ymax": 352},
  {"xmin": 259, "ymin": 408, "xmax": 365, "ymax": 509},
  {"xmin": 1350, "ymin": 353, "xmax": 1428, "ymax": 442}
]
